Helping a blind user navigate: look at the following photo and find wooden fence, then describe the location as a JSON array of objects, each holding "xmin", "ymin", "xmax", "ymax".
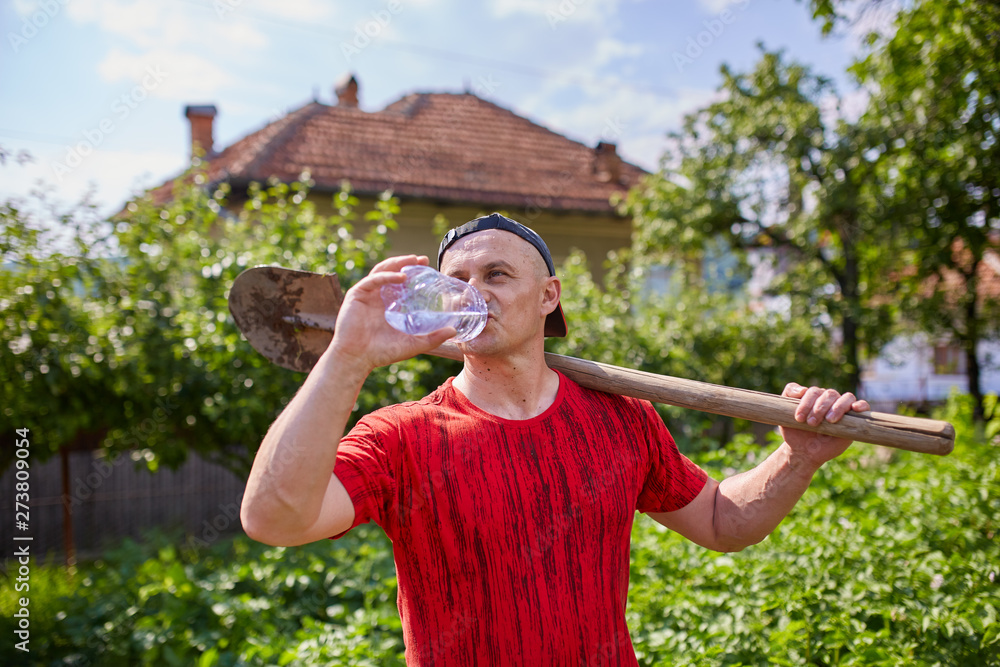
[{"xmin": 0, "ymin": 448, "xmax": 247, "ymax": 563}]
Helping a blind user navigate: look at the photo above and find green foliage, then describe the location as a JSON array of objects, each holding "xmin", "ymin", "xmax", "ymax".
[
  {"xmin": 797, "ymin": 0, "xmax": 890, "ymax": 36},
  {"xmin": 1, "ymin": 190, "xmax": 123, "ymax": 466},
  {"xmin": 850, "ymin": 0, "xmax": 1000, "ymax": 418},
  {"xmin": 629, "ymin": 388, "xmax": 1000, "ymax": 666},
  {"xmin": 551, "ymin": 249, "xmax": 840, "ymax": 451},
  {"xmin": 627, "ymin": 391, "xmax": 1000, "ymax": 666},
  {"xmin": 625, "ymin": 0, "xmax": 1000, "ymax": 414},
  {"xmin": 623, "ymin": 48, "xmax": 901, "ymax": 393},
  {"xmin": 1, "ymin": 168, "xmax": 447, "ymax": 476},
  {"xmin": 0, "ymin": 525, "xmax": 404, "ymax": 666},
  {"xmin": 3, "ymin": 393, "xmax": 996, "ymax": 665}
]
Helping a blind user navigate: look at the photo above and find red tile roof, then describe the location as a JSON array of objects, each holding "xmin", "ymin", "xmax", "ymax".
[
  {"xmin": 197, "ymin": 93, "xmax": 646, "ymax": 212},
  {"xmin": 922, "ymin": 244, "xmax": 1000, "ymax": 304}
]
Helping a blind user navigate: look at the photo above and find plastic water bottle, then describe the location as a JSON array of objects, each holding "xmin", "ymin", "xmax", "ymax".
[{"xmin": 380, "ymin": 265, "xmax": 487, "ymax": 343}]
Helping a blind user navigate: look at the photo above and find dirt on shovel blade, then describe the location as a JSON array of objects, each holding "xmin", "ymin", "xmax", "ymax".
[{"xmin": 228, "ymin": 266, "xmax": 343, "ymax": 373}]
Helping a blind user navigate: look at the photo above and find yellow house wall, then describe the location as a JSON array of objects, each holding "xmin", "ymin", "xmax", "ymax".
[{"xmin": 309, "ymin": 196, "xmax": 633, "ymax": 283}]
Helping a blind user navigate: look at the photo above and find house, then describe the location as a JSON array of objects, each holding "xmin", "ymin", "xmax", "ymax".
[
  {"xmin": 177, "ymin": 74, "xmax": 647, "ymax": 279},
  {"xmin": 672, "ymin": 238, "xmax": 1000, "ymax": 411},
  {"xmin": 860, "ymin": 334, "xmax": 1000, "ymax": 411},
  {"xmin": 16, "ymin": 79, "xmax": 649, "ymax": 563},
  {"xmin": 860, "ymin": 246, "xmax": 1000, "ymax": 411}
]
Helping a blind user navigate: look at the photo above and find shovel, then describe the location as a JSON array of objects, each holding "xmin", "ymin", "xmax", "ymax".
[{"xmin": 228, "ymin": 265, "xmax": 955, "ymax": 456}]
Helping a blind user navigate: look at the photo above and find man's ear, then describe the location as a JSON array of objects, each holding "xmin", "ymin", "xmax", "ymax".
[{"xmin": 541, "ymin": 276, "xmax": 561, "ymax": 316}]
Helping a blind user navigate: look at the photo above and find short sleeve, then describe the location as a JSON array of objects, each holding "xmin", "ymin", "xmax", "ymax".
[
  {"xmin": 329, "ymin": 411, "xmax": 398, "ymax": 539},
  {"xmin": 634, "ymin": 401, "xmax": 708, "ymax": 514}
]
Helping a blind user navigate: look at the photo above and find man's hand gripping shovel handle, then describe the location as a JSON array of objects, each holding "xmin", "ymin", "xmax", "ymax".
[{"xmin": 228, "ymin": 266, "xmax": 955, "ymax": 456}]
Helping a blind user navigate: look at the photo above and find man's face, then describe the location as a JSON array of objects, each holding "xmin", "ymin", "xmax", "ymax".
[{"xmin": 439, "ymin": 230, "xmax": 559, "ymax": 355}]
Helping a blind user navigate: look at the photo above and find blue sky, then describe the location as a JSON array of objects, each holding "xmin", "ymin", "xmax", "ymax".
[{"xmin": 1, "ymin": 0, "xmax": 862, "ymax": 216}]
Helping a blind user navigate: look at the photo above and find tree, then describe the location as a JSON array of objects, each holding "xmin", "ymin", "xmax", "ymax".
[
  {"xmin": 1, "ymin": 164, "xmax": 451, "ymax": 476},
  {"xmin": 848, "ymin": 0, "xmax": 1000, "ymax": 419},
  {"xmin": 549, "ymin": 248, "xmax": 840, "ymax": 451},
  {"xmin": 1, "ymin": 186, "xmax": 122, "ymax": 469},
  {"xmin": 798, "ymin": 0, "xmax": 898, "ymax": 36},
  {"xmin": 623, "ymin": 49, "xmax": 900, "ymax": 394}
]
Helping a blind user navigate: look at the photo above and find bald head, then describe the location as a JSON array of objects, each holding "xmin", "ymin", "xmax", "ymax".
[
  {"xmin": 441, "ymin": 230, "xmax": 549, "ymax": 281},
  {"xmin": 439, "ymin": 230, "xmax": 546, "ymax": 283}
]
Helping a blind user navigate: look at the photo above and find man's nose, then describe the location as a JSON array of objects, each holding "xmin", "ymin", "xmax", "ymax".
[{"xmin": 468, "ymin": 277, "xmax": 489, "ymax": 299}]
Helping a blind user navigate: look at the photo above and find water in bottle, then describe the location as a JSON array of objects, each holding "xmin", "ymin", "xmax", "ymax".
[{"xmin": 380, "ymin": 265, "xmax": 488, "ymax": 342}]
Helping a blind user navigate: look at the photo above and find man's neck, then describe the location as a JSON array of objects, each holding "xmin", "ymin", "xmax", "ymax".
[{"xmin": 453, "ymin": 347, "xmax": 560, "ymax": 420}]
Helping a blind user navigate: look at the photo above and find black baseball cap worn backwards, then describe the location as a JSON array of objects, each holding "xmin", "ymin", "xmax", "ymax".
[{"xmin": 437, "ymin": 212, "xmax": 567, "ymax": 337}]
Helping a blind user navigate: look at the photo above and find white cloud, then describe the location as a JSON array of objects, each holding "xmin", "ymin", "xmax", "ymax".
[
  {"xmin": 98, "ymin": 47, "xmax": 233, "ymax": 101},
  {"xmin": 216, "ymin": 20, "xmax": 270, "ymax": 50},
  {"xmin": 65, "ymin": 0, "xmax": 270, "ymax": 52},
  {"xmin": 697, "ymin": 0, "xmax": 748, "ymax": 13},
  {"xmin": 489, "ymin": 0, "xmax": 539, "ymax": 16},
  {"xmin": 90, "ymin": 0, "xmax": 162, "ymax": 48},
  {"xmin": 57, "ymin": 0, "xmax": 350, "ymax": 104},
  {"xmin": 250, "ymin": 0, "xmax": 335, "ymax": 22},
  {"xmin": 11, "ymin": 0, "xmax": 34, "ymax": 15},
  {"xmin": 542, "ymin": 85, "xmax": 719, "ymax": 170},
  {"xmin": 489, "ymin": 0, "xmax": 622, "ymax": 24},
  {"xmin": 593, "ymin": 37, "xmax": 643, "ymax": 66},
  {"xmin": 11, "ymin": 0, "xmax": 70, "ymax": 16},
  {"xmin": 508, "ymin": 27, "xmax": 715, "ymax": 171}
]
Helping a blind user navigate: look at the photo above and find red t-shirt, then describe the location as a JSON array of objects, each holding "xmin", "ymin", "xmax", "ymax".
[{"xmin": 332, "ymin": 371, "xmax": 708, "ymax": 665}]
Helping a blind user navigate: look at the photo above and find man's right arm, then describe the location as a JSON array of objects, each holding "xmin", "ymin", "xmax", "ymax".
[
  {"xmin": 239, "ymin": 255, "xmax": 455, "ymax": 547},
  {"xmin": 239, "ymin": 347, "xmax": 369, "ymax": 546}
]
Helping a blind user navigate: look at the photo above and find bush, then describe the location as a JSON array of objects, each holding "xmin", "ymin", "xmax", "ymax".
[
  {"xmin": 550, "ymin": 249, "xmax": 842, "ymax": 454},
  {"xmin": 627, "ymin": 394, "xmax": 1000, "ymax": 666},
  {"xmin": 1, "ymin": 173, "xmax": 452, "ymax": 478},
  {"xmin": 1, "ymin": 393, "xmax": 996, "ymax": 665},
  {"xmin": 0, "ymin": 525, "xmax": 403, "ymax": 666}
]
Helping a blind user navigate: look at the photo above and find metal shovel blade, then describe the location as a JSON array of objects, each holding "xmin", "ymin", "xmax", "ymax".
[{"xmin": 228, "ymin": 266, "xmax": 343, "ymax": 373}]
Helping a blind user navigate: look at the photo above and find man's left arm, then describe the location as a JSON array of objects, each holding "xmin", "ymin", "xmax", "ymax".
[{"xmin": 647, "ymin": 383, "xmax": 871, "ymax": 553}]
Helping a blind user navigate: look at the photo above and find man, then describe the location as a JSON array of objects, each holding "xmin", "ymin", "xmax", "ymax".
[{"xmin": 240, "ymin": 213, "xmax": 870, "ymax": 665}]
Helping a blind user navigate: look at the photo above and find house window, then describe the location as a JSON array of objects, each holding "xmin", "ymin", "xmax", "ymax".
[{"xmin": 933, "ymin": 345, "xmax": 967, "ymax": 375}]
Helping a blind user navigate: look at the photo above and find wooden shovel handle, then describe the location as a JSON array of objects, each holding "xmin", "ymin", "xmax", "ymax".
[
  {"xmin": 431, "ymin": 343, "xmax": 955, "ymax": 456},
  {"xmin": 228, "ymin": 266, "xmax": 955, "ymax": 456}
]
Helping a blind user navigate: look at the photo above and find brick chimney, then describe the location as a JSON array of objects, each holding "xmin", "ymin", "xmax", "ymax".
[
  {"xmin": 593, "ymin": 141, "xmax": 622, "ymax": 184},
  {"xmin": 335, "ymin": 74, "xmax": 359, "ymax": 108},
  {"xmin": 184, "ymin": 105, "xmax": 217, "ymax": 157}
]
